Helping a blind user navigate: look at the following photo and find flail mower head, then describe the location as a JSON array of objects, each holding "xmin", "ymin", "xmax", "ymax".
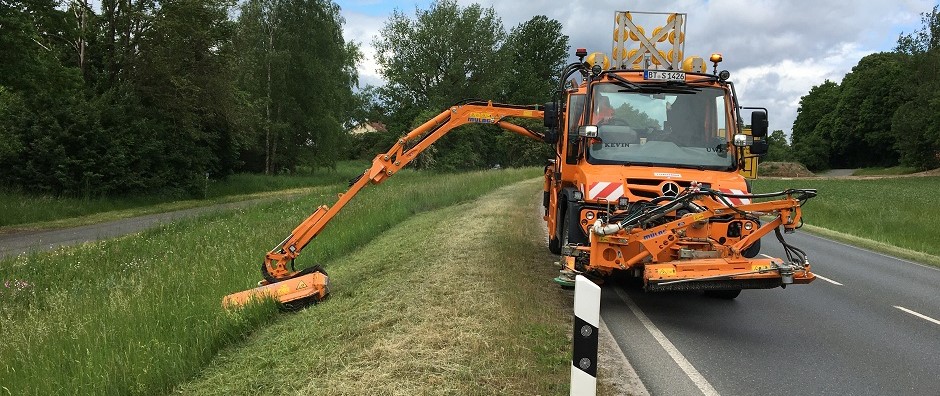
[{"xmin": 223, "ymin": 266, "xmax": 329, "ymax": 310}]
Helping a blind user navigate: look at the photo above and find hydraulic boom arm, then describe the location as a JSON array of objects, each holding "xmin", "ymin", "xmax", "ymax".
[{"xmin": 224, "ymin": 101, "xmax": 544, "ymax": 307}]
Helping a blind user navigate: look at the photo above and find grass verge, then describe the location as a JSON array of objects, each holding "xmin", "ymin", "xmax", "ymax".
[
  {"xmin": 175, "ymin": 178, "xmax": 571, "ymax": 395},
  {"xmin": 850, "ymin": 166, "xmax": 919, "ymax": 176},
  {"xmin": 0, "ymin": 160, "xmax": 370, "ymax": 230},
  {"xmin": 0, "ymin": 168, "xmax": 542, "ymax": 395},
  {"xmin": 753, "ymin": 176, "xmax": 940, "ymax": 267}
]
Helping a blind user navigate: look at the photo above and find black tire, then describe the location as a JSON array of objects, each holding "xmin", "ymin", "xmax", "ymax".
[
  {"xmin": 704, "ymin": 289, "xmax": 742, "ymax": 299},
  {"xmin": 548, "ymin": 236, "xmax": 561, "ymax": 254}
]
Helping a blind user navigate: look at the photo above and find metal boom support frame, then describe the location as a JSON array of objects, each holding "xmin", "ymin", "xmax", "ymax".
[{"xmin": 260, "ymin": 101, "xmax": 545, "ymax": 283}]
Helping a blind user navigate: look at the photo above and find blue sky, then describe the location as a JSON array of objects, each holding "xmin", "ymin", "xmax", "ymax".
[
  {"xmin": 337, "ymin": 0, "xmax": 936, "ymax": 135},
  {"xmin": 335, "ymin": 0, "xmax": 433, "ymax": 16}
]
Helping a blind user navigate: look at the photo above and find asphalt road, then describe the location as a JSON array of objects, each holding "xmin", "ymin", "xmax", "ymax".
[
  {"xmin": 602, "ymin": 231, "xmax": 940, "ymax": 395},
  {"xmin": 0, "ymin": 196, "xmax": 289, "ymax": 260}
]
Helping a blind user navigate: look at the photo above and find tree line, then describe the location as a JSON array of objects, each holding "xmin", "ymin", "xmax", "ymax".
[
  {"xmin": 786, "ymin": 6, "xmax": 940, "ymax": 171},
  {"xmin": 1, "ymin": 0, "xmax": 360, "ymax": 197},
  {"xmin": 1, "ymin": 0, "xmax": 570, "ymax": 197}
]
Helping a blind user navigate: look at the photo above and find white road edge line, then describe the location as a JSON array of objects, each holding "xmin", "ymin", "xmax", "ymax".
[
  {"xmin": 759, "ymin": 254, "xmax": 843, "ymax": 285},
  {"xmin": 814, "ymin": 274, "xmax": 843, "ymax": 286},
  {"xmin": 894, "ymin": 306, "xmax": 940, "ymax": 326},
  {"xmin": 614, "ymin": 287, "xmax": 720, "ymax": 396}
]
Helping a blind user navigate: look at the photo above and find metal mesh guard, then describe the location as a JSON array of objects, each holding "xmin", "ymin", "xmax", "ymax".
[{"xmin": 646, "ymin": 278, "xmax": 782, "ymax": 292}]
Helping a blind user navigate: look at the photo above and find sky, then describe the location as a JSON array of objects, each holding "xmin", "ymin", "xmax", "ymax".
[{"xmin": 335, "ymin": 0, "xmax": 935, "ymax": 135}]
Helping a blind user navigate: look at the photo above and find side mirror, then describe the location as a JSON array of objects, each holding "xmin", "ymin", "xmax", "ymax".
[
  {"xmin": 543, "ymin": 102, "xmax": 557, "ymax": 129},
  {"xmin": 578, "ymin": 125, "xmax": 598, "ymax": 138},
  {"xmin": 542, "ymin": 102, "xmax": 558, "ymax": 144},
  {"xmin": 750, "ymin": 111, "xmax": 768, "ymax": 138},
  {"xmin": 750, "ymin": 140, "xmax": 768, "ymax": 155}
]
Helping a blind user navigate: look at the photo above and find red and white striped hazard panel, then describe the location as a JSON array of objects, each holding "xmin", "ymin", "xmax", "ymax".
[
  {"xmin": 588, "ymin": 182, "xmax": 624, "ymax": 201},
  {"xmin": 718, "ymin": 188, "xmax": 751, "ymax": 205}
]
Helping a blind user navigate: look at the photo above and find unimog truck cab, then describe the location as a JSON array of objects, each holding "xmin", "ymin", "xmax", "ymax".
[{"xmin": 542, "ymin": 12, "xmax": 814, "ymax": 297}]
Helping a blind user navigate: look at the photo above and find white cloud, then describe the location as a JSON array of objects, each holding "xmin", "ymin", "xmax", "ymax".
[
  {"xmin": 340, "ymin": 0, "xmax": 933, "ymax": 132},
  {"xmin": 341, "ymin": 11, "xmax": 387, "ymax": 86},
  {"xmin": 731, "ymin": 42, "xmax": 875, "ymax": 133}
]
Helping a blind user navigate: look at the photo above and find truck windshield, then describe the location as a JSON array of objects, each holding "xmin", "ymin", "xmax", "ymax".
[{"xmin": 587, "ymin": 83, "xmax": 734, "ymax": 170}]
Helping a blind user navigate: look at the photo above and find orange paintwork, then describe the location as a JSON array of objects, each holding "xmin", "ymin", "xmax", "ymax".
[
  {"xmin": 223, "ymin": 272, "xmax": 329, "ymax": 307},
  {"xmin": 543, "ymin": 69, "xmax": 814, "ymax": 290}
]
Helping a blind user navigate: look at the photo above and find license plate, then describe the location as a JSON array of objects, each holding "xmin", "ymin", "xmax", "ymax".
[{"xmin": 644, "ymin": 70, "xmax": 686, "ymax": 82}]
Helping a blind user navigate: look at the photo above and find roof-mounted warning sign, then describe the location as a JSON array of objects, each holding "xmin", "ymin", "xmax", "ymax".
[{"xmin": 612, "ymin": 11, "xmax": 687, "ymax": 70}]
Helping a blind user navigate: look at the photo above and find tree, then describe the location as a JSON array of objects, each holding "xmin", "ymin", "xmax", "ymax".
[
  {"xmin": 892, "ymin": 5, "xmax": 940, "ymax": 170},
  {"xmin": 374, "ymin": 0, "xmax": 504, "ymax": 113},
  {"xmin": 373, "ymin": 3, "xmax": 568, "ymax": 170},
  {"xmin": 0, "ymin": 0, "xmax": 105, "ymax": 195},
  {"xmin": 791, "ymin": 80, "xmax": 840, "ymax": 170},
  {"xmin": 490, "ymin": 15, "xmax": 569, "ymax": 168},
  {"xmin": 763, "ymin": 130, "xmax": 793, "ymax": 162},
  {"xmin": 826, "ymin": 52, "xmax": 904, "ymax": 167},
  {"xmin": 497, "ymin": 15, "xmax": 569, "ymax": 104},
  {"xmin": 235, "ymin": 0, "xmax": 359, "ymax": 173},
  {"xmin": 1, "ymin": 0, "xmax": 365, "ymax": 196},
  {"xmin": 128, "ymin": 0, "xmax": 243, "ymax": 192}
]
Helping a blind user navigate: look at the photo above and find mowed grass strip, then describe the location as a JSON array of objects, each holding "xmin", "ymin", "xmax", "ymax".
[
  {"xmin": 0, "ymin": 160, "xmax": 370, "ymax": 229},
  {"xmin": 0, "ymin": 168, "xmax": 539, "ymax": 395},
  {"xmin": 753, "ymin": 177, "xmax": 940, "ymax": 263},
  {"xmin": 175, "ymin": 179, "xmax": 571, "ymax": 395}
]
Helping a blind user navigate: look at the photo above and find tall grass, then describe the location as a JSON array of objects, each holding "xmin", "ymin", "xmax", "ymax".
[
  {"xmin": 0, "ymin": 160, "xmax": 370, "ymax": 228},
  {"xmin": 0, "ymin": 167, "xmax": 539, "ymax": 395},
  {"xmin": 175, "ymin": 179, "xmax": 571, "ymax": 395},
  {"xmin": 753, "ymin": 176, "xmax": 940, "ymax": 257}
]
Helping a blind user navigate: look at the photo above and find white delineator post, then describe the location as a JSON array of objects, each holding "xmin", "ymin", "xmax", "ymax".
[{"xmin": 571, "ymin": 275, "xmax": 601, "ymax": 396}]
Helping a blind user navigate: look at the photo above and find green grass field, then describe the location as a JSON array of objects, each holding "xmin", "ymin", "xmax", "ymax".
[
  {"xmin": 0, "ymin": 167, "xmax": 544, "ymax": 395},
  {"xmin": 0, "ymin": 160, "xmax": 370, "ymax": 229},
  {"xmin": 753, "ymin": 176, "xmax": 940, "ymax": 259}
]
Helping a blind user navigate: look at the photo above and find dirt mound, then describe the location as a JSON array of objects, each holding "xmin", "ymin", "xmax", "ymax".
[{"xmin": 759, "ymin": 162, "xmax": 815, "ymax": 177}]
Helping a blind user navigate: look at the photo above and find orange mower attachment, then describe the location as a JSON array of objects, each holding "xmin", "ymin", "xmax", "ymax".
[
  {"xmin": 222, "ymin": 101, "xmax": 546, "ymax": 309},
  {"xmin": 223, "ymin": 266, "xmax": 329, "ymax": 309}
]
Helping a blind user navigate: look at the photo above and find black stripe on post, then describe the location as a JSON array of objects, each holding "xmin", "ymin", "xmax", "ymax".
[{"xmin": 572, "ymin": 315, "xmax": 599, "ymax": 377}]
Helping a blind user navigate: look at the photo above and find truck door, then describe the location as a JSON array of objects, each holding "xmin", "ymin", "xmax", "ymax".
[{"xmin": 564, "ymin": 94, "xmax": 585, "ymax": 165}]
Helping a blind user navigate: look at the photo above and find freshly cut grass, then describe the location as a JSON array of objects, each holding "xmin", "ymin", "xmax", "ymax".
[
  {"xmin": 0, "ymin": 168, "xmax": 539, "ymax": 395},
  {"xmin": 752, "ymin": 177, "xmax": 940, "ymax": 260},
  {"xmin": 175, "ymin": 179, "xmax": 571, "ymax": 395},
  {"xmin": 0, "ymin": 160, "xmax": 370, "ymax": 229}
]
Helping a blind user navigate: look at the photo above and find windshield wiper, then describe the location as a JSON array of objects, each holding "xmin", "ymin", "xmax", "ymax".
[
  {"xmin": 641, "ymin": 81, "xmax": 701, "ymax": 94},
  {"xmin": 605, "ymin": 73, "xmax": 640, "ymax": 90}
]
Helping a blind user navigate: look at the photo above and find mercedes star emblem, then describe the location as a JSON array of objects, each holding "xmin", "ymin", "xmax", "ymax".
[{"xmin": 661, "ymin": 182, "xmax": 679, "ymax": 197}]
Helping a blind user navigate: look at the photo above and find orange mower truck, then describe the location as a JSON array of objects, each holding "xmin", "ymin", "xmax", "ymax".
[{"xmin": 223, "ymin": 10, "xmax": 816, "ymax": 307}]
